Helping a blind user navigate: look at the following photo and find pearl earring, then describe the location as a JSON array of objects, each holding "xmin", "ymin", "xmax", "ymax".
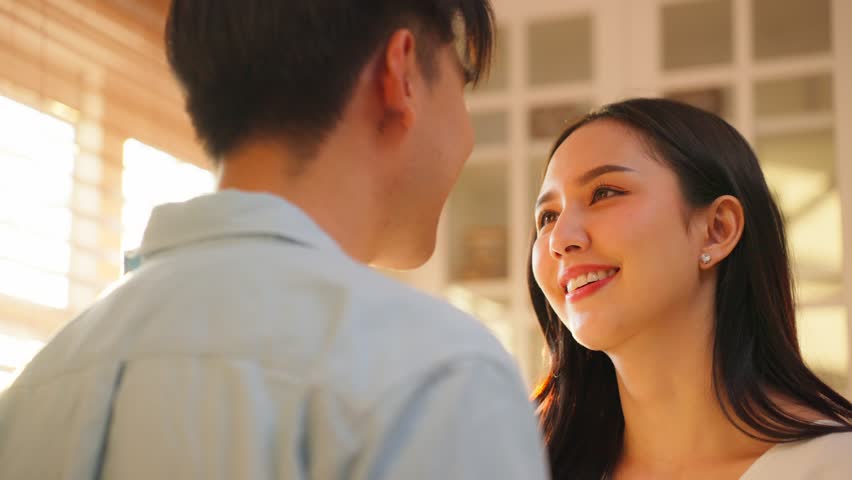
[{"xmin": 700, "ymin": 253, "xmax": 712, "ymax": 265}]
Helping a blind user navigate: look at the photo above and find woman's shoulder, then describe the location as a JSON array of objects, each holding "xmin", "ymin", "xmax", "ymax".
[{"xmin": 741, "ymin": 430, "xmax": 852, "ymax": 480}]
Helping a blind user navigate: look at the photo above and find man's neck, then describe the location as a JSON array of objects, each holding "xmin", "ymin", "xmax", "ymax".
[{"xmin": 217, "ymin": 138, "xmax": 384, "ymax": 265}]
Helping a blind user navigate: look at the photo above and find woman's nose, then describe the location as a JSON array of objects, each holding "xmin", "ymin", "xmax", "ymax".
[{"xmin": 549, "ymin": 212, "xmax": 590, "ymax": 260}]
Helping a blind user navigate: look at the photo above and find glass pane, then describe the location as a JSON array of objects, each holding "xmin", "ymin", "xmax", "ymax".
[
  {"xmin": 753, "ymin": 0, "xmax": 831, "ymax": 60},
  {"xmin": 0, "ymin": 95, "xmax": 74, "ymax": 308},
  {"xmin": 756, "ymin": 129, "xmax": 845, "ymax": 389},
  {"xmin": 0, "ymin": 258, "xmax": 69, "ymax": 309},
  {"xmin": 755, "ymin": 74, "xmax": 833, "ymax": 119},
  {"xmin": 468, "ymin": 26, "xmax": 508, "ymax": 93},
  {"xmin": 122, "ymin": 139, "xmax": 214, "ymax": 251},
  {"xmin": 0, "ymin": 333, "xmax": 45, "ymax": 390},
  {"xmin": 0, "ymin": 225, "xmax": 71, "ymax": 273},
  {"xmin": 665, "ymin": 87, "xmax": 733, "ymax": 121},
  {"xmin": 662, "ymin": 0, "xmax": 733, "ymax": 70},
  {"xmin": 528, "ymin": 15, "xmax": 593, "ymax": 86},
  {"xmin": 529, "ymin": 102, "xmax": 591, "ymax": 141},
  {"xmin": 758, "ymin": 130, "xmax": 839, "ymax": 272},
  {"xmin": 471, "ymin": 111, "xmax": 508, "ymax": 146},
  {"xmin": 0, "ymin": 147, "xmax": 74, "ymax": 181},
  {"xmin": 0, "ymin": 159, "xmax": 73, "ymax": 206},
  {"xmin": 797, "ymin": 306, "xmax": 848, "ymax": 392},
  {"xmin": 447, "ymin": 162, "xmax": 508, "ymax": 281},
  {"xmin": 0, "ymin": 204, "xmax": 71, "ymax": 238},
  {"xmin": 0, "ymin": 96, "xmax": 76, "ymax": 159}
]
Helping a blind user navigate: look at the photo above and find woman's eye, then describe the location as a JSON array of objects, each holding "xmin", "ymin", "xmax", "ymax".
[
  {"xmin": 591, "ymin": 187, "xmax": 622, "ymax": 204},
  {"xmin": 538, "ymin": 211, "xmax": 558, "ymax": 229}
]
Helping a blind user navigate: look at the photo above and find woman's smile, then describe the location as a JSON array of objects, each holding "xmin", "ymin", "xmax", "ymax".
[{"xmin": 559, "ymin": 265, "xmax": 620, "ymax": 303}]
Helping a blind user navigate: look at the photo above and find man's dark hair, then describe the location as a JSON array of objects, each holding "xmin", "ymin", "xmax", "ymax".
[{"xmin": 165, "ymin": 1, "xmax": 495, "ymax": 162}]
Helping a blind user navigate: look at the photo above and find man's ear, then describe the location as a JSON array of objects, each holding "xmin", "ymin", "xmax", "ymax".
[
  {"xmin": 378, "ymin": 29, "xmax": 418, "ymax": 130},
  {"xmin": 698, "ymin": 195, "xmax": 744, "ymax": 269}
]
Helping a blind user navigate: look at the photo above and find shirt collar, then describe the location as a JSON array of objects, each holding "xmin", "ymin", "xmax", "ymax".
[{"xmin": 136, "ymin": 189, "xmax": 341, "ymax": 259}]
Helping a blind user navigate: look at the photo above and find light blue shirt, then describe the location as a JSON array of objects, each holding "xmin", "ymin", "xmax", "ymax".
[{"xmin": 0, "ymin": 190, "xmax": 549, "ymax": 480}]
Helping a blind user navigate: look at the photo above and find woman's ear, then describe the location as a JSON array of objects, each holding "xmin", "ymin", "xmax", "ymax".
[{"xmin": 698, "ymin": 195, "xmax": 744, "ymax": 269}]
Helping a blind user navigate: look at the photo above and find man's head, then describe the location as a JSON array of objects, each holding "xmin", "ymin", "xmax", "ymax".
[
  {"xmin": 166, "ymin": 0, "xmax": 493, "ymax": 160},
  {"xmin": 166, "ymin": 0, "xmax": 494, "ymax": 269}
]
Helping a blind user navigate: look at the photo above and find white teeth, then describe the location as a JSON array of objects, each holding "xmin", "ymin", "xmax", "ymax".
[{"xmin": 565, "ymin": 269, "xmax": 618, "ymax": 294}]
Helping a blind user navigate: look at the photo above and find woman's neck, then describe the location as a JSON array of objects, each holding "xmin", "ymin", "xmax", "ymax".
[{"xmin": 608, "ymin": 296, "xmax": 773, "ymax": 476}]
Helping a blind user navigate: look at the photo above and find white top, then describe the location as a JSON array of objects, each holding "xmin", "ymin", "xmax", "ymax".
[
  {"xmin": 741, "ymin": 431, "xmax": 852, "ymax": 479},
  {"xmin": 0, "ymin": 190, "xmax": 549, "ymax": 480}
]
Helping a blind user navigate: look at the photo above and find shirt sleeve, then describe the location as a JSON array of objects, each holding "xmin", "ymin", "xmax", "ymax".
[{"xmin": 350, "ymin": 357, "xmax": 550, "ymax": 480}]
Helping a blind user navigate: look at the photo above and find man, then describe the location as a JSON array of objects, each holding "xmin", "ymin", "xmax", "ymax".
[{"xmin": 0, "ymin": 1, "xmax": 549, "ymax": 479}]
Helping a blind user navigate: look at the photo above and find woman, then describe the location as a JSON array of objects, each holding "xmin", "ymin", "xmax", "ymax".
[{"xmin": 529, "ymin": 98, "xmax": 852, "ymax": 479}]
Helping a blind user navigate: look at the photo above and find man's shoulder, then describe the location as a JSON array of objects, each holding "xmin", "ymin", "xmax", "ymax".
[
  {"xmin": 343, "ymin": 265, "xmax": 510, "ymax": 359},
  {"xmin": 320, "ymin": 265, "xmax": 523, "ymax": 411},
  {"xmin": 14, "ymin": 244, "xmax": 518, "ymax": 394}
]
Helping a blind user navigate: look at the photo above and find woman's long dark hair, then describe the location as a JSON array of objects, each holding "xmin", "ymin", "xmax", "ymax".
[{"xmin": 530, "ymin": 98, "xmax": 852, "ymax": 479}]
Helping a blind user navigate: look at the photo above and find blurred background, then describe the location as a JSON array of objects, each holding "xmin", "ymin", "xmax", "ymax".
[{"xmin": 1, "ymin": 0, "xmax": 850, "ymax": 396}]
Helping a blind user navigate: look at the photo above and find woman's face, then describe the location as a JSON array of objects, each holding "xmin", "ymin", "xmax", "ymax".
[{"xmin": 532, "ymin": 120, "xmax": 707, "ymax": 352}]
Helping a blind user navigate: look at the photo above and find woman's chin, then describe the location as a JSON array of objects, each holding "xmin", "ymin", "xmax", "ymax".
[{"xmin": 564, "ymin": 314, "xmax": 624, "ymax": 352}]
